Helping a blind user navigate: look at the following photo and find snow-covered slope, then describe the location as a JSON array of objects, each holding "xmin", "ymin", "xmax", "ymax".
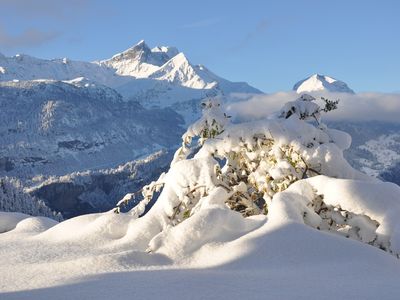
[
  {"xmin": 293, "ymin": 74, "xmax": 355, "ymax": 94},
  {"xmin": 0, "ymin": 53, "xmax": 122, "ymax": 87}
]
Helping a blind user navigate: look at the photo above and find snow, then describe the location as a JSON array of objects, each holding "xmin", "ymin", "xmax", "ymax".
[
  {"xmin": 307, "ymin": 176, "xmax": 400, "ymax": 251},
  {"xmin": 1, "ymin": 94, "xmax": 400, "ymax": 299},
  {"xmin": 1, "ymin": 205, "xmax": 400, "ymax": 299},
  {"xmin": 326, "ymin": 127, "xmax": 352, "ymax": 150}
]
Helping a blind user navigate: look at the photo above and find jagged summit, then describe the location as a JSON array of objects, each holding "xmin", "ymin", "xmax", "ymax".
[
  {"xmin": 101, "ymin": 40, "xmax": 182, "ymax": 77},
  {"xmin": 125, "ymin": 40, "xmax": 161, "ymax": 57},
  {"xmin": 293, "ymin": 74, "xmax": 354, "ymax": 94},
  {"xmin": 114, "ymin": 39, "xmax": 151, "ymax": 58},
  {"xmin": 100, "ymin": 40, "xmax": 260, "ymax": 93}
]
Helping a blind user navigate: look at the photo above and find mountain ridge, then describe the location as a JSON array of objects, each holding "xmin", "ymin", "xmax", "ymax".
[{"xmin": 0, "ymin": 40, "xmax": 262, "ymax": 100}]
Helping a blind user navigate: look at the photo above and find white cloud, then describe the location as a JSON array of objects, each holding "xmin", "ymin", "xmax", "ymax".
[
  {"xmin": 0, "ymin": 0, "xmax": 91, "ymax": 19},
  {"xmin": 225, "ymin": 91, "xmax": 400, "ymax": 123}
]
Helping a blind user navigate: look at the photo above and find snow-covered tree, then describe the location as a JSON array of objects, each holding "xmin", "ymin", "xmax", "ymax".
[
  {"xmin": 116, "ymin": 95, "xmax": 333, "ymax": 217},
  {"xmin": 0, "ymin": 177, "xmax": 62, "ymax": 221},
  {"xmin": 115, "ymin": 94, "xmax": 400, "ymax": 257}
]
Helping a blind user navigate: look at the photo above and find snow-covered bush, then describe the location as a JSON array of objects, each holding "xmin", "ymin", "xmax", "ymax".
[
  {"xmin": 115, "ymin": 94, "xmax": 400, "ymax": 257},
  {"xmin": 279, "ymin": 94, "xmax": 339, "ymax": 123},
  {"xmin": 270, "ymin": 176, "xmax": 400, "ymax": 258}
]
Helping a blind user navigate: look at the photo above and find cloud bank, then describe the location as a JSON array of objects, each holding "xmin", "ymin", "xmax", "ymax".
[
  {"xmin": 0, "ymin": 27, "xmax": 59, "ymax": 48},
  {"xmin": 226, "ymin": 91, "xmax": 400, "ymax": 123}
]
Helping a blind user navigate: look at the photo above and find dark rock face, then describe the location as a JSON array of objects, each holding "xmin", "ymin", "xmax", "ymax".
[{"xmin": 0, "ymin": 157, "xmax": 14, "ymax": 171}]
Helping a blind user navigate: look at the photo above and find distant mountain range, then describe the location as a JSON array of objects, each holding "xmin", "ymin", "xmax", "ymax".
[{"xmin": 0, "ymin": 40, "xmax": 261, "ymax": 115}]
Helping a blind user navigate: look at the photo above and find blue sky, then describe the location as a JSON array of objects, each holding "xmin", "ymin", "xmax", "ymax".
[{"xmin": 0, "ymin": 0, "xmax": 399, "ymax": 93}]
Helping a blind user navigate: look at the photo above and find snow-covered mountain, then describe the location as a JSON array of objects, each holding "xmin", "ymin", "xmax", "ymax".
[
  {"xmin": 0, "ymin": 79, "xmax": 184, "ymax": 177},
  {"xmin": 0, "ymin": 52, "xmax": 120, "ymax": 86},
  {"xmin": 100, "ymin": 40, "xmax": 179, "ymax": 78},
  {"xmin": 0, "ymin": 40, "xmax": 261, "ymax": 114},
  {"xmin": 100, "ymin": 40, "xmax": 260, "ymax": 93},
  {"xmin": 293, "ymin": 74, "xmax": 355, "ymax": 94}
]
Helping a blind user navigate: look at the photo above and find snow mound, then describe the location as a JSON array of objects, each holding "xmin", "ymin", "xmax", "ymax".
[
  {"xmin": 270, "ymin": 176, "xmax": 400, "ymax": 254},
  {"xmin": 0, "ymin": 212, "xmax": 57, "ymax": 234},
  {"xmin": 293, "ymin": 74, "xmax": 355, "ymax": 94}
]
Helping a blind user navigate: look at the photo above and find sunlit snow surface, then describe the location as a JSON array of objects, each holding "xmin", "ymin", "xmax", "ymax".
[{"xmin": 1, "ymin": 208, "xmax": 400, "ymax": 299}]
